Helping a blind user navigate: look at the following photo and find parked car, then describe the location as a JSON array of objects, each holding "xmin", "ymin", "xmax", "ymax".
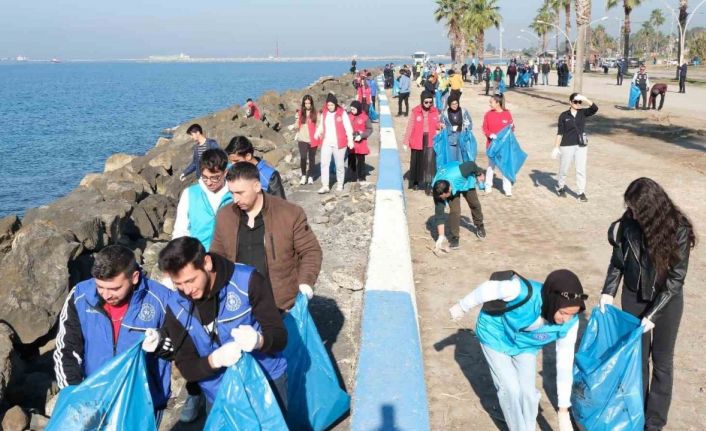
[{"xmin": 628, "ymin": 57, "xmax": 642, "ymax": 67}]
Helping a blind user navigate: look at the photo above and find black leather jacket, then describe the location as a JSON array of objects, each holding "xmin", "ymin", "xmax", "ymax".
[{"xmin": 602, "ymin": 217, "xmax": 691, "ymax": 321}]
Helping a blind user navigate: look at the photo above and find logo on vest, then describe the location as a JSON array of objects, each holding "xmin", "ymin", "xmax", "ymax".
[
  {"xmin": 532, "ymin": 332, "xmax": 551, "ymax": 342},
  {"xmin": 336, "ymin": 116, "xmax": 342, "ymax": 122},
  {"xmin": 138, "ymin": 303, "xmax": 156, "ymax": 322},
  {"xmin": 226, "ymin": 292, "xmax": 241, "ymax": 312},
  {"xmin": 416, "ymin": 115, "xmax": 422, "ymax": 121}
]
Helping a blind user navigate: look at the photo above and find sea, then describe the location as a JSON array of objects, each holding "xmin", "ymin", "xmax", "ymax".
[{"xmin": 0, "ymin": 60, "xmax": 390, "ymax": 218}]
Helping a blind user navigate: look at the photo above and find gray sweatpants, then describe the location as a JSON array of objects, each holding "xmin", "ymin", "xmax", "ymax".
[{"xmin": 557, "ymin": 145, "xmax": 587, "ymax": 194}]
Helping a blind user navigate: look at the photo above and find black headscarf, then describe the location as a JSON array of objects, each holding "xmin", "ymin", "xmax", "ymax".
[
  {"xmin": 326, "ymin": 93, "xmax": 339, "ymax": 109},
  {"xmin": 541, "ymin": 269, "xmax": 587, "ymax": 324},
  {"xmin": 350, "ymin": 100, "xmax": 363, "ymax": 116},
  {"xmin": 420, "ymin": 91, "xmax": 434, "ymax": 110}
]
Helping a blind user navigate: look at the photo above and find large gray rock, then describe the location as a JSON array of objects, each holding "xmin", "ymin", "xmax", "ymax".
[
  {"xmin": 104, "ymin": 153, "xmax": 136, "ymax": 172},
  {"xmin": 0, "ymin": 323, "xmax": 25, "ymax": 406},
  {"xmin": 129, "ymin": 194, "xmax": 175, "ymax": 240},
  {"xmin": 0, "ymin": 215, "xmax": 21, "ymax": 254},
  {"xmin": 1, "ymin": 405, "xmax": 29, "ymax": 431}
]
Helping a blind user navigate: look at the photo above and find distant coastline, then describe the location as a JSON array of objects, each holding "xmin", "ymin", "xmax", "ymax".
[{"xmin": 0, "ymin": 54, "xmax": 452, "ymax": 64}]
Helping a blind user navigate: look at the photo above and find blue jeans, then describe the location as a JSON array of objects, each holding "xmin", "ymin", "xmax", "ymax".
[{"xmin": 481, "ymin": 344, "xmax": 540, "ymax": 431}]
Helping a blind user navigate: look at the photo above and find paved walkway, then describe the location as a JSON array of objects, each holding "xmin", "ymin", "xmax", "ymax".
[{"xmin": 389, "ymin": 77, "xmax": 706, "ymax": 430}]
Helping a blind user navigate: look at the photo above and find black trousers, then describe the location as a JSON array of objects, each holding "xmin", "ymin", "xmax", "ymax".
[
  {"xmin": 398, "ymin": 92, "xmax": 410, "ymax": 115},
  {"xmin": 509, "ymin": 75, "xmax": 516, "ymax": 87},
  {"xmin": 408, "ymin": 134, "xmax": 435, "ymax": 189},
  {"xmin": 621, "ymin": 288, "xmax": 684, "ymax": 431},
  {"xmin": 298, "ymin": 141, "xmax": 317, "ymax": 177},
  {"xmin": 371, "ymin": 95, "xmax": 376, "ymax": 109},
  {"xmin": 617, "ymin": 73, "xmax": 624, "ymax": 85},
  {"xmin": 637, "ymin": 88, "xmax": 648, "ymax": 109},
  {"xmin": 347, "ymin": 152, "xmax": 366, "ymax": 181},
  {"xmin": 649, "ymin": 93, "xmax": 665, "ymax": 110},
  {"xmin": 484, "ymin": 80, "xmax": 490, "ymax": 95},
  {"xmin": 678, "ymin": 77, "xmax": 686, "ymax": 93}
]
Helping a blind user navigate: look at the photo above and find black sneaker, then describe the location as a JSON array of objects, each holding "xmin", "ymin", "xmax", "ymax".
[
  {"xmin": 578, "ymin": 193, "xmax": 588, "ymax": 202},
  {"xmin": 449, "ymin": 238, "xmax": 460, "ymax": 250},
  {"xmin": 557, "ymin": 187, "xmax": 567, "ymax": 197},
  {"xmin": 476, "ymin": 226, "xmax": 486, "ymax": 239}
]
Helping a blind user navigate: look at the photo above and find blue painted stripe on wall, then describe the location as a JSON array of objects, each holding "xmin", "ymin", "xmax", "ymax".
[
  {"xmin": 352, "ymin": 290, "xmax": 430, "ymax": 431},
  {"xmin": 379, "ymin": 114, "xmax": 393, "ymax": 129},
  {"xmin": 376, "ymin": 149, "xmax": 403, "ymax": 192}
]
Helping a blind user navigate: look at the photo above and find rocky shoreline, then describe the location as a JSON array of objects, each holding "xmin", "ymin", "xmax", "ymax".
[{"xmin": 0, "ymin": 72, "xmax": 376, "ymax": 429}]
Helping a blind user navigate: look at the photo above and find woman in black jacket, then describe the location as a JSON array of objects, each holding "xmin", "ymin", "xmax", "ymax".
[{"xmin": 600, "ymin": 177, "xmax": 696, "ymax": 431}]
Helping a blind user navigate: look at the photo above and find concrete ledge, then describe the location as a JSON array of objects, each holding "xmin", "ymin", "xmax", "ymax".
[{"xmin": 351, "ymin": 78, "xmax": 430, "ymax": 431}]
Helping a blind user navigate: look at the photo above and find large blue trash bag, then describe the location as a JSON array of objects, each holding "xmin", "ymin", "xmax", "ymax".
[
  {"xmin": 497, "ymin": 79, "xmax": 506, "ymax": 94},
  {"xmin": 572, "ymin": 306, "xmax": 645, "ymax": 431},
  {"xmin": 47, "ymin": 341, "xmax": 156, "ymax": 431},
  {"xmin": 628, "ymin": 84, "xmax": 641, "ymax": 108},
  {"xmin": 204, "ymin": 353, "xmax": 288, "ymax": 431},
  {"xmin": 368, "ymin": 104, "xmax": 379, "ymax": 122},
  {"xmin": 392, "ymin": 78, "xmax": 399, "ymax": 97},
  {"xmin": 435, "ymin": 89, "xmax": 443, "ymax": 110},
  {"xmin": 458, "ymin": 129, "xmax": 478, "ymax": 162},
  {"xmin": 433, "ymin": 129, "xmax": 451, "ymax": 169},
  {"xmin": 283, "ymin": 294, "xmax": 350, "ymax": 431},
  {"xmin": 517, "ymin": 71, "xmax": 530, "ymax": 87},
  {"xmin": 486, "ymin": 125, "xmax": 527, "ymax": 183}
]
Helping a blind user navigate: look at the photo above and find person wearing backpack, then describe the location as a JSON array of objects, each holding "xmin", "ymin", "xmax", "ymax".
[
  {"xmin": 553, "ymin": 93, "xmax": 598, "ymax": 202},
  {"xmin": 599, "ymin": 178, "xmax": 695, "ymax": 431},
  {"xmin": 449, "ymin": 269, "xmax": 587, "ymax": 431}
]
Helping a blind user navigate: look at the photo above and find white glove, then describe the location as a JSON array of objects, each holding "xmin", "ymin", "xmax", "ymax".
[
  {"xmin": 299, "ymin": 283, "xmax": 314, "ymax": 300},
  {"xmin": 599, "ymin": 294, "xmax": 614, "ymax": 313},
  {"xmin": 435, "ymin": 235, "xmax": 449, "ymax": 253},
  {"xmin": 557, "ymin": 409, "xmax": 573, "ymax": 431},
  {"xmin": 641, "ymin": 317, "xmax": 655, "ymax": 333},
  {"xmin": 209, "ymin": 341, "xmax": 242, "ymax": 368},
  {"xmin": 230, "ymin": 325, "xmax": 261, "ymax": 352},
  {"xmin": 347, "ymin": 141, "xmax": 355, "ymax": 150},
  {"xmin": 354, "ymin": 135, "xmax": 362, "ymax": 142},
  {"xmin": 179, "ymin": 173, "xmax": 186, "ymax": 182},
  {"xmin": 449, "ymin": 304, "xmax": 465, "ymax": 321},
  {"xmin": 314, "ymin": 132, "xmax": 321, "ymax": 140},
  {"xmin": 551, "ymin": 147, "xmax": 560, "ymax": 160},
  {"xmin": 142, "ymin": 328, "xmax": 160, "ymax": 353},
  {"xmin": 489, "ymin": 133, "xmax": 497, "ymax": 140}
]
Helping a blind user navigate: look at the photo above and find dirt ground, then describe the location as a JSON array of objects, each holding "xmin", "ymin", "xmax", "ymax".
[{"xmin": 389, "ymin": 73, "xmax": 706, "ymax": 430}]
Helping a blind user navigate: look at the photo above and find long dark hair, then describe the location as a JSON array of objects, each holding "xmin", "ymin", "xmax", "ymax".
[
  {"xmin": 299, "ymin": 95, "xmax": 317, "ymax": 124},
  {"xmin": 623, "ymin": 177, "xmax": 696, "ymax": 281}
]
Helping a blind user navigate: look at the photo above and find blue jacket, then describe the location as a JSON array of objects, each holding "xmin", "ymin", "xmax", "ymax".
[
  {"xmin": 368, "ymin": 79, "xmax": 378, "ymax": 97},
  {"xmin": 167, "ymin": 264, "xmax": 287, "ymax": 402},
  {"xmin": 256, "ymin": 159, "xmax": 286, "ymax": 199},
  {"xmin": 187, "ymin": 184, "xmax": 233, "ymax": 250},
  {"xmin": 433, "ymin": 161, "xmax": 477, "ymax": 194},
  {"xmin": 183, "ymin": 138, "xmax": 219, "ymax": 177},
  {"xmin": 53, "ymin": 275, "xmax": 174, "ymax": 409},
  {"xmin": 398, "ymin": 75, "xmax": 411, "ymax": 94},
  {"xmin": 475, "ymin": 278, "xmax": 578, "ymax": 356}
]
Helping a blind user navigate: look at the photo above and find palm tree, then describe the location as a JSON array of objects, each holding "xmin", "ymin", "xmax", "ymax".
[
  {"xmin": 463, "ymin": 0, "xmax": 502, "ymax": 62},
  {"xmin": 530, "ymin": 4, "xmax": 557, "ymax": 55},
  {"xmin": 549, "ymin": 0, "xmax": 572, "ymax": 56},
  {"xmin": 574, "ymin": 0, "xmax": 591, "ymax": 91},
  {"xmin": 677, "ymin": 0, "xmax": 688, "ymax": 68},
  {"xmin": 606, "ymin": 0, "xmax": 645, "ymax": 61},
  {"xmin": 434, "ymin": 0, "xmax": 468, "ymax": 62}
]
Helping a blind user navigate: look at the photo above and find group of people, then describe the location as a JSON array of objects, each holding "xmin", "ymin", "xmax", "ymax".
[{"xmin": 55, "ymin": 133, "xmax": 324, "ymax": 423}]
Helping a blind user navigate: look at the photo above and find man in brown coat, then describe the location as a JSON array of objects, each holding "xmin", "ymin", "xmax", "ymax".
[{"xmin": 210, "ymin": 162, "xmax": 322, "ymax": 311}]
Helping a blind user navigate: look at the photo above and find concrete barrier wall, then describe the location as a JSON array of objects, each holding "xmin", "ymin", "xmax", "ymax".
[{"xmin": 351, "ymin": 78, "xmax": 430, "ymax": 430}]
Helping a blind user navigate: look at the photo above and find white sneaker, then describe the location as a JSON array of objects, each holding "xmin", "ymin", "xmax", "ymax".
[
  {"xmin": 359, "ymin": 180, "xmax": 369, "ymax": 186},
  {"xmin": 179, "ymin": 393, "xmax": 204, "ymax": 423},
  {"xmin": 318, "ymin": 186, "xmax": 330, "ymax": 194},
  {"xmin": 336, "ymin": 184, "xmax": 344, "ymax": 192},
  {"xmin": 307, "ymin": 176, "xmax": 314, "ymax": 184},
  {"xmin": 299, "ymin": 175, "xmax": 307, "ymax": 185},
  {"xmin": 485, "ymin": 187, "xmax": 492, "ymax": 195}
]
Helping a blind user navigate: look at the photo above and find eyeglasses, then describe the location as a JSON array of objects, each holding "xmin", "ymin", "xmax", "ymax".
[
  {"xmin": 571, "ymin": 100, "xmax": 582, "ymax": 105},
  {"xmin": 201, "ymin": 174, "xmax": 223, "ymax": 183},
  {"xmin": 423, "ymin": 101, "xmax": 433, "ymax": 105},
  {"xmin": 557, "ymin": 291, "xmax": 588, "ymax": 300}
]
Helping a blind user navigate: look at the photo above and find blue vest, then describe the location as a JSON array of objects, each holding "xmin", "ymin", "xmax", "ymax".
[
  {"xmin": 433, "ymin": 161, "xmax": 476, "ymax": 194},
  {"xmin": 167, "ymin": 264, "xmax": 287, "ymax": 403},
  {"xmin": 73, "ymin": 276, "xmax": 173, "ymax": 409},
  {"xmin": 475, "ymin": 278, "xmax": 578, "ymax": 356},
  {"xmin": 256, "ymin": 159, "xmax": 276, "ymax": 192},
  {"xmin": 187, "ymin": 184, "xmax": 233, "ymax": 251}
]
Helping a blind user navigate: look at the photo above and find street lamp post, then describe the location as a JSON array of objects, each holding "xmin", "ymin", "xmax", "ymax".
[
  {"xmin": 660, "ymin": 0, "xmax": 706, "ymax": 66},
  {"xmin": 499, "ymin": 26, "xmax": 505, "ymax": 64},
  {"xmin": 520, "ymin": 29, "xmax": 542, "ymax": 55},
  {"xmin": 537, "ymin": 20, "xmax": 574, "ymax": 64}
]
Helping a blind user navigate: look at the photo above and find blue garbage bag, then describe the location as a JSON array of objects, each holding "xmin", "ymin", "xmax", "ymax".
[
  {"xmin": 283, "ymin": 294, "xmax": 350, "ymax": 431},
  {"xmin": 458, "ymin": 129, "xmax": 478, "ymax": 162},
  {"xmin": 486, "ymin": 125, "xmax": 527, "ymax": 183},
  {"xmin": 368, "ymin": 104, "xmax": 379, "ymax": 122},
  {"xmin": 433, "ymin": 129, "xmax": 451, "ymax": 169},
  {"xmin": 572, "ymin": 306, "xmax": 645, "ymax": 431},
  {"xmin": 628, "ymin": 84, "xmax": 641, "ymax": 108},
  {"xmin": 497, "ymin": 79, "xmax": 506, "ymax": 94},
  {"xmin": 47, "ymin": 341, "xmax": 156, "ymax": 431},
  {"xmin": 517, "ymin": 71, "xmax": 530, "ymax": 87},
  {"xmin": 568, "ymin": 72, "xmax": 573, "ymax": 83},
  {"xmin": 204, "ymin": 353, "xmax": 288, "ymax": 431},
  {"xmin": 435, "ymin": 89, "xmax": 443, "ymax": 110},
  {"xmin": 392, "ymin": 79, "xmax": 399, "ymax": 97}
]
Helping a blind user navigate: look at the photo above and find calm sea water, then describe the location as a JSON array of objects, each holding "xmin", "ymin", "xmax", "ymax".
[{"xmin": 0, "ymin": 61, "xmax": 385, "ymax": 218}]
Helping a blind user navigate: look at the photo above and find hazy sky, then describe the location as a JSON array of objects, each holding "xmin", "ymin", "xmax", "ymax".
[{"xmin": 1, "ymin": 0, "xmax": 704, "ymax": 59}]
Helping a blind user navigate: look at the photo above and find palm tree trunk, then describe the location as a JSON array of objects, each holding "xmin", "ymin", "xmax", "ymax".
[
  {"xmin": 477, "ymin": 32, "xmax": 485, "ymax": 62},
  {"xmin": 574, "ymin": 0, "xmax": 591, "ymax": 92},
  {"xmin": 564, "ymin": 2, "xmax": 571, "ymax": 57},
  {"xmin": 677, "ymin": 0, "xmax": 688, "ymax": 69},
  {"xmin": 623, "ymin": 7, "xmax": 631, "ymax": 62}
]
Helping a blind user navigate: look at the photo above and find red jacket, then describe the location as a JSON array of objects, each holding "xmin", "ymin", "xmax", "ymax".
[
  {"xmin": 403, "ymin": 105, "xmax": 440, "ymax": 150},
  {"xmin": 321, "ymin": 107, "xmax": 348, "ymax": 149},
  {"xmin": 248, "ymin": 102, "xmax": 261, "ymax": 120},
  {"xmin": 357, "ymin": 85, "xmax": 372, "ymax": 104},
  {"xmin": 348, "ymin": 112, "xmax": 370, "ymax": 155},
  {"xmin": 297, "ymin": 110, "xmax": 322, "ymax": 148},
  {"xmin": 482, "ymin": 109, "xmax": 514, "ymax": 148}
]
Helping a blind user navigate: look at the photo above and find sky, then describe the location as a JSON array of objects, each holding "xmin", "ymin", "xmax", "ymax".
[{"xmin": 1, "ymin": 0, "xmax": 705, "ymax": 60}]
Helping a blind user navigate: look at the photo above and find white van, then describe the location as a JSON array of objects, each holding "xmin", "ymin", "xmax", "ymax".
[{"xmin": 412, "ymin": 51, "xmax": 429, "ymax": 65}]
